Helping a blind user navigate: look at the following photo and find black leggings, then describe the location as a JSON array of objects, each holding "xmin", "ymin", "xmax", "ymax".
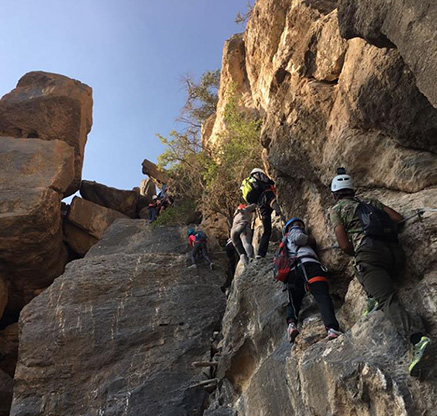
[
  {"xmin": 190, "ymin": 242, "xmax": 211, "ymax": 265},
  {"xmin": 257, "ymin": 196, "xmax": 273, "ymax": 257},
  {"xmin": 286, "ymin": 262, "xmax": 339, "ymax": 330}
]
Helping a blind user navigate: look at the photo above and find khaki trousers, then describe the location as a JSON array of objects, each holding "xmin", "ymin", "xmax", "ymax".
[{"xmin": 355, "ymin": 238, "xmax": 423, "ymax": 340}]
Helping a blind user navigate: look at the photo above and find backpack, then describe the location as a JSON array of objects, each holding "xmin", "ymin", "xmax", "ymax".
[
  {"xmin": 357, "ymin": 200, "xmax": 398, "ymax": 242},
  {"xmin": 240, "ymin": 177, "xmax": 261, "ymax": 203},
  {"xmin": 195, "ymin": 231, "xmax": 208, "ymax": 243},
  {"xmin": 272, "ymin": 234, "xmax": 297, "ymax": 282}
]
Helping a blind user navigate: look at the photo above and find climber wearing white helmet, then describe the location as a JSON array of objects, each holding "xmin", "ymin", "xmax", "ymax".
[
  {"xmin": 240, "ymin": 168, "xmax": 286, "ymax": 258},
  {"xmin": 329, "ymin": 167, "xmax": 433, "ymax": 378},
  {"xmin": 330, "ymin": 170, "xmax": 355, "ymax": 193}
]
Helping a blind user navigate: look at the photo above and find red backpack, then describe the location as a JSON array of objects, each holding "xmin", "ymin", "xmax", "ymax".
[{"xmin": 272, "ymin": 234, "xmax": 297, "ymax": 282}]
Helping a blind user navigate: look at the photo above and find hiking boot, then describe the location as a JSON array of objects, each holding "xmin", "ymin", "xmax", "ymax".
[
  {"xmin": 327, "ymin": 328, "xmax": 342, "ymax": 340},
  {"xmin": 209, "ymin": 263, "xmax": 214, "ymax": 270},
  {"xmin": 187, "ymin": 264, "xmax": 197, "ymax": 269},
  {"xmin": 363, "ymin": 297, "xmax": 378, "ymax": 317},
  {"xmin": 409, "ymin": 336, "xmax": 434, "ymax": 378},
  {"xmin": 287, "ymin": 322, "xmax": 299, "ymax": 343}
]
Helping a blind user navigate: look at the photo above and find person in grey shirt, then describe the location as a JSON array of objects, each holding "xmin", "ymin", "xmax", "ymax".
[{"xmin": 231, "ymin": 203, "xmax": 256, "ymax": 265}]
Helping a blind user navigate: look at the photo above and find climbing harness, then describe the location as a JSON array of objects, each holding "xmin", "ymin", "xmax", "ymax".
[{"xmin": 284, "ymin": 259, "xmax": 328, "ymax": 294}]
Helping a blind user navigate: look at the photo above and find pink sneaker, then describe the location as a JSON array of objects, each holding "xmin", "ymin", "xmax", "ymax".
[
  {"xmin": 327, "ymin": 328, "xmax": 342, "ymax": 340},
  {"xmin": 287, "ymin": 322, "xmax": 299, "ymax": 343}
]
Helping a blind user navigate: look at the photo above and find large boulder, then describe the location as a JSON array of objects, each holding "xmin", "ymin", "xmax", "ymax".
[
  {"xmin": 63, "ymin": 220, "xmax": 99, "ymax": 257},
  {"xmin": 67, "ymin": 197, "xmax": 128, "ymax": 239},
  {"xmin": 80, "ymin": 180, "xmax": 139, "ymax": 218},
  {"xmin": 137, "ymin": 178, "xmax": 157, "ymax": 215},
  {"xmin": 11, "ymin": 220, "xmax": 226, "ymax": 416},
  {"xmin": 141, "ymin": 158, "xmax": 168, "ymax": 184},
  {"xmin": 139, "ymin": 178, "xmax": 156, "ymax": 199},
  {"xmin": 0, "ymin": 137, "xmax": 75, "ymax": 193},
  {"xmin": 0, "ymin": 137, "xmax": 74, "ymax": 310},
  {"xmin": 0, "ymin": 71, "xmax": 93, "ymax": 195}
]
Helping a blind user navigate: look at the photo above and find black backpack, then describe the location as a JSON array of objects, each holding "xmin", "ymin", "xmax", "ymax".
[
  {"xmin": 356, "ymin": 200, "xmax": 398, "ymax": 242},
  {"xmin": 195, "ymin": 231, "xmax": 208, "ymax": 243}
]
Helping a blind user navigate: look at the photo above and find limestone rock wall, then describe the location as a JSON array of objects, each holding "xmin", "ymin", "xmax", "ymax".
[
  {"xmin": 208, "ymin": 33, "xmax": 255, "ymax": 146},
  {"xmin": 3, "ymin": 1, "xmax": 437, "ymax": 415},
  {"xmin": 338, "ymin": 0, "xmax": 437, "ymax": 109},
  {"xmin": 204, "ymin": 0, "xmax": 437, "ymax": 415},
  {"xmin": 10, "ymin": 221, "xmax": 226, "ymax": 416}
]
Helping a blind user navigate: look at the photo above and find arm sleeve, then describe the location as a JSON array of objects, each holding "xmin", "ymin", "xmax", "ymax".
[{"xmin": 330, "ymin": 207, "xmax": 343, "ymax": 229}]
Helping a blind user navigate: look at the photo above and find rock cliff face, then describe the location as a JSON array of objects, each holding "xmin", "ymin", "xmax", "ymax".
[
  {"xmin": 11, "ymin": 221, "xmax": 226, "ymax": 416},
  {"xmin": 202, "ymin": 0, "xmax": 437, "ymax": 415},
  {"xmin": 3, "ymin": 1, "xmax": 437, "ymax": 415}
]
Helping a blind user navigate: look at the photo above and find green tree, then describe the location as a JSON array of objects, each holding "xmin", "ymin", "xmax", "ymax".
[
  {"xmin": 178, "ymin": 70, "xmax": 220, "ymax": 128},
  {"xmin": 157, "ymin": 76, "xmax": 263, "ymax": 228},
  {"xmin": 235, "ymin": 1, "xmax": 255, "ymax": 25},
  {"xmin": 157, "ymin": 70, "xmax": 220, "ymax": 204},
  {"xmin": 200, "ymin": 86, "xmax": 263, "ymax": 225}
]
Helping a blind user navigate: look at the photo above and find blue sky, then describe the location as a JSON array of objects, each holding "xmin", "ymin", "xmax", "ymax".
[{"xmin": 0, "ymin": 0, "xmax": 249, "ymax": 192}]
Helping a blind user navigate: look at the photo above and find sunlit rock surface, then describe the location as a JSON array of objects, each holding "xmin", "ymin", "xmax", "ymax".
[
  {"xmin": 67, "ymin": 196, "xmax": 129, "ymax": 239},
  {"xmin": 5, "ymin": 1, "xmax": 437, "ymax": 415},
  {"xmin": 80, "ymin": 180, "xmax": 139, "ymax": 218},
  {"xmin": 203, "ymin": 0, "xmax": 437, "ymax": 414},
  {"xmin": 0, "ymin": 138, "xmax": 74, "ymax": 310},
  {"xmin": 0, "ymin": 71, "xmax": 92, "ymax": 196}
]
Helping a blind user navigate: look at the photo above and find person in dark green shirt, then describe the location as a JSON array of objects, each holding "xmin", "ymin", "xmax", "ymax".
[{"xmin": 329, "ymin": 168, "xmax": 434, "ymax": 378}]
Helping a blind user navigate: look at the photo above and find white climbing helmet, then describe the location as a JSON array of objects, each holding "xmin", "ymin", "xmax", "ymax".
[
  {"xmin": 152, "ymin": 195, "xmax": 158, "ymax": 200},
  {"xmin": 250, "ymin": 168, "xmax": 265, "ymax": 176},
  {"xmin": 331, "ymin": 172, "xmax": 355, "ymax": 193}
]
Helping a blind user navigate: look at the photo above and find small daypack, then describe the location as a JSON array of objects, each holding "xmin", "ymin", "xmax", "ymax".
[
  {"xmin": 273, "ymin": 234, "xmax": 297, "ymax": 282},
  {"xmin": 357, "ymin": 200, "xmax": 398, "ymax": 242},
  {"xmin": 240, "ymin": 177, "xmax": 260, "ymax": 203},
  {"xmin": 195, "ymin": 231, "xmax": 208, "ymax": 243}
]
